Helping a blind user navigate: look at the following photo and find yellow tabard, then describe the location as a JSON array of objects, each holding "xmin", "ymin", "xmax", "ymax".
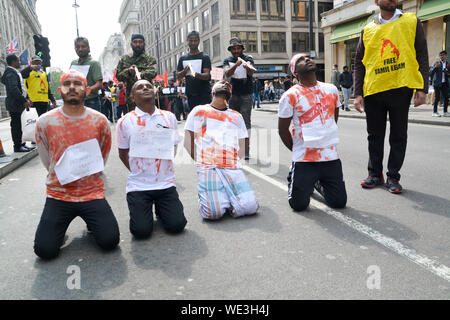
[
  {"xmin": 25, "ymin": 70, "xmax": 49, "ymax": 103},
  {"xmin": 362, "ymin": 13, "xmax": 423, "ymax": 97}
]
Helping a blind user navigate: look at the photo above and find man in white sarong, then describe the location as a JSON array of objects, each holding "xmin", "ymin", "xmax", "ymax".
[{"xmin": 184, "ymin": 81, "xmax": 259, "ymax": 220}]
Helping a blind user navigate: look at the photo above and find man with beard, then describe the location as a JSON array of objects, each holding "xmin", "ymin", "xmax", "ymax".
[
  {"xmin": 116, "ymin": 34, "xmax": 157, "ymax": 112},
  {"xmin": 223, "ymin": 37, "xmax": 255, "ymax": 160},
  {"xmin": 117, "ymin": 80, "xmax": 187, "ymax": 239},
  {"xmin": 278, "ymin": 54, "xmax": 347, "ymax": 212},
  {"xmin": 70, "ymin": 37, "xmax": 103, "ymax": 112},
  {"xmin": 177, "ymin": 31, "xmax": 212, "ymax": 116},
  {"xmin": 33, "ymin": 70, "xmax": 120, "ymax": 260},
  {"xmin": 354, "ymin": 0, "xmax": 429, "ymax": 194},
  {"xmin": 184, "ymin": 80, "xmax": 259, "ymax": 220}
]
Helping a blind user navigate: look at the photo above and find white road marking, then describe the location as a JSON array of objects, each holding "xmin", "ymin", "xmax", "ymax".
[{"xmin": 243, "ymin": 164, "xmax": 450, "ymax": 283}]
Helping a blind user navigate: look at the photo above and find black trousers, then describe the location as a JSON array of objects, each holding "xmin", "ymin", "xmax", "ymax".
[
  {"xmin": 127, "ymin": 187, "xmax": 187, "ymax": 239},
  {"xmin": 9, "ymin": 111, "xmax": 23, "ymax": 150},
  {"xmin": 34, "ymin": 198, "xmax": 120, "ymax": 260},
  {"xmin": 288, "ymin": 160, "xmax": 347, "ymax": 212},
  {"xmin": 117, "ymin": 104, "xmax": 128, "ymax": 119},
  {"xmin": 434, "ymin": 84, "xmax": 448, "ymax": 113},
  {"xmin": 364, "ymin": 87, "xmax": 413, "ymax": 181},
  {"xmin": 32, "ymin": 102, "xmax": 49, "ymax": 117}
]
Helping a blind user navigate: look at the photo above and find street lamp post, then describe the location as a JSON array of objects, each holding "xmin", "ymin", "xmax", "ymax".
[
  {"xmin": 72, "ymin": 0, "xmax": 80, "ymax": 38},
  {"xmin": 154, "ymin": 26, "xmax": 161, "ymax": 74}
]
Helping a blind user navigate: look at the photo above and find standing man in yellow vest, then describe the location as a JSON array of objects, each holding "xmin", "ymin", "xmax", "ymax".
[
  {"xmin": 354, "ymin": 0, "xmax": 429, "ymax": 194},
  {"xmin": 21, "ymin": 55, "xmax": 56, "ymax": 117}
]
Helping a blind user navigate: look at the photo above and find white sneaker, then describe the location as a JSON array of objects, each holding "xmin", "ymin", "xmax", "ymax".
[
  {"xmin": 443, "ymin": 112, "xmax": 450, "ymax": 117},
  {"xmin": 432, "ymin": 112, "xmax": 441, "ymax": 117}
]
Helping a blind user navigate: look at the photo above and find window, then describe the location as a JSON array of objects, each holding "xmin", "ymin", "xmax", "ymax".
[
  {"xmin": 261, "ymin": 32, "xmax": 286, "ymax": 52},
  {"xmin": 319, "ymin": 33, "xmax": 324, "ymax": 55},
  {"xmin": 261, "ymin": 0, "xmax": 284, "ymax": 20},
  {"xmin": 188, "ymin": 21, "xmax": 193, "ymax": 33},
  {"xmin": 193, "ymin": 0, "xmax": 199, "ymax": 8},
  {"xmin": 179, "ymin": 3, "xmax": 183, "ymax": 18},
  {"xmin": 213, "ymin": 34, "xmax": 221, "ymax": 57},
  {"xmin": 212, "ymin": 2, "xmax": 219, "ymax": 26},
  {"xmin": 291, "ymin": 0, "xmax": 312, "ymax": 21},
  {"xmin": 202, "ymin": 9, "xmax": 210, "ymax": 32},
  {"xmin": 174, "ymin": 32, "xmax": 178, "ymax": 47},
  {"xmin": 173, "ymin": 9, "xmax": 177, "ymax": 25},
  {"xmin": 180, "ymin": 27, "xmax": 185, "ymax": 43},
  {"xmin": 292, "ymin": 32, "xmax": 309, "ymax": 52},
  {"xmin": 194, "ymin": 16, "xmax": 199, "ymax": 32},
  {"xmin": 230, "ymin": 0, "xmax": 256, "ymax": 19},
  {"xmin": 186, "ymin": 0, "xmax": 191, "ymax": 13},
  {"xmin": 231, "ymin": 31, "xmax": 257, "ymax": 52},
  {"xmin": 203, "ymin": 39, "xmax": 211, "ymax": 57},
  {"xmin": 318, "ymin": 2, "xmax": 333, "ymax": 16}
]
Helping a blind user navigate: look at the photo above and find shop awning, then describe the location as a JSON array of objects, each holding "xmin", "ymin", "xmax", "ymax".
[
  {"xmin": 329, "ymin": 17, "xmax": 369, "ymax": 44},
  {"xmin": 417, "ymin": 0, "xmax": 450, "ymax": 21}
]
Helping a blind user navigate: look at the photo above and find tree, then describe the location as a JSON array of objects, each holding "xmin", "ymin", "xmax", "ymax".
[{"xmin": 49, "ymin": 70, "xmax": 62, "ymax": 100}]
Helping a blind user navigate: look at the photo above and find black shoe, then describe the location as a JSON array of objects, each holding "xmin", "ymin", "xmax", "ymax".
[
  {"xmin": 14, "ymin": 146, "xmax": 32, "ymax": 153},
  {"xmin": 24, "ymin": 145, "xmax": 36, "ymax": 151},
  {"xmin": 386, "ymin": 177, "xmax": 403, "ymax": 194},
  {"xmin": 345, "ymin": 108, "xmax": 351, "ymax": 111},
  {"xmin": 361, "ymin": 174, "xmax": 385, "ymax": 189}
]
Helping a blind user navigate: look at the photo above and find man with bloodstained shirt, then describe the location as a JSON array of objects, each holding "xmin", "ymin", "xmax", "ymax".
[
  {"xmin": 184, "ymin": 80, "xmax": 259, "ymax": 220},
  {"xmin": 116, "ymin": 80, "xmax": 187, "ymax": 239},
  {"xmin": 278, "ymin": 54, "xmax": 347, "ymax": 212},
  {"xmin": 34, "ymin": 70, "xmax": 120, "ymax": 260}
]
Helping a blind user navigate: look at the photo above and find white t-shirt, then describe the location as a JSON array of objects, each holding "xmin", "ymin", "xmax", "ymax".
[
  {"xmin": 278, "ymin": 82, "xmax": 341, "ymax": 162},
  {"xmin": 185, "ymin": 104, "xmax": 248, "ymax": 169},
  {"xmin": 116, "ymin": 106, "xmax": 181, "ymax": 193}
]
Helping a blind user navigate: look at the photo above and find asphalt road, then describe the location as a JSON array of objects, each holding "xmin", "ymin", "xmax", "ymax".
[{"xmin": 0, "ymin": 111, "xmax": 449, "ymax": 300}]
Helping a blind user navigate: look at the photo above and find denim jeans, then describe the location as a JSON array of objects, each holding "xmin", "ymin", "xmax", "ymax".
[
  {"xmin": 84, "ymin": 97, "xmax": 101, "ymax": 112},
  {"xmin": 253, "ymin": 92, "xmax": 261, "ymax": 108}
]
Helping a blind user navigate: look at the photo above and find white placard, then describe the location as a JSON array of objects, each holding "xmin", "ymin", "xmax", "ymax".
[
  {"xmin": 183, "ymin": 59, "xmax": 202, "ymax": 76},
  {"xmin": 162, "ymin": 88, "xmax": 171, "ymax": 94},
  {"xmin": 206, "ymin": 119, "xmax": 239, "ymax": 147},
  {"xmin": 69, "ymin": 65, "xmax": 91, "ymax": 77},
  {"xmin": 130, "ymin": 127, "xmax": 176, "ymax": 160},
  {"xmin": 54, "ymin": 139, "xmax": 104, "ymax": 186},
  {"xmin": 302, "ymin": 119, "xmax": 340, "ymax": 148},
  {"xmin": 229, "ymin": 62, "xmax": 247, "ymax": 79}
]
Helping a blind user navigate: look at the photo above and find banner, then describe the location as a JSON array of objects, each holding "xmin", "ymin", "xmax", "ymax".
[{"xmin": 19, "ymin": 49, "xmax": 29, "ymax": 65}]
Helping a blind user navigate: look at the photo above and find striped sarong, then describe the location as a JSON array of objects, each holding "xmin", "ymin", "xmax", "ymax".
[{"xmin": 197, "ymin": 168, "xmax": 259, "ymax": 220}]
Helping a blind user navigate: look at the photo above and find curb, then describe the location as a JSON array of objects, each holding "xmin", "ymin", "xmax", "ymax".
[
  {"xmin": 0, "ymin": 149, "xmax": 38, "ymax": 180},
  {"xmin": 256, "ymin": 109, "xmax": 450, "ymax": 127},
  {"xmin": 0, "ymin": 117, "xmax": 10, "ymax": 123}
]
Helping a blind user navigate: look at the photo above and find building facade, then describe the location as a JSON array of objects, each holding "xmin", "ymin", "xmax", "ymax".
[
  {"xmin": 99, "ymin": 33, "xmax": 126, "ymax": 82},
  {"xmin": 119, "ymin": 0, "xmax": 142, "ymax": 53},
  {"xmin": 140, "ymin": 0, "xmax": 332, "ymax": 81},
  {"xmin": 321, "ymin": 0, "xmax": 450, "ymax": 83},
  {"xmin": 0, "ymin": 0, "xmax": 42, "ymax": 118}
]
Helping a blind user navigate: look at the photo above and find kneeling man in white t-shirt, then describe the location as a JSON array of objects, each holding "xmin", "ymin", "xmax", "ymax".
[{"xmin": 278, "ymin": 53, "xmax": 347, "ymax": 211}]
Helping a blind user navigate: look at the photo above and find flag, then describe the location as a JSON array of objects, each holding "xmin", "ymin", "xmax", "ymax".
[
  {"xmin": 163, "ymin": 71, "xmax": 168, "ymax": 87},
  {"xmin": 19, "ymin": 49, "xmax": 29, "ymax": 65},
  {"xmin": 113, "ymin": 69, "xmax": 119, "ymax": 84},
  {"xmin": 5, "ymin": 38, "xmax": 19, "ymax": 55}
]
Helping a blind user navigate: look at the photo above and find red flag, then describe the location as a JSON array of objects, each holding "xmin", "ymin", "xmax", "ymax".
[
  {"xmin": 154, "ymin": 75, "xmax": 164, "ymax": 82},
  {"xmin": 113, "ymin": 69, "xmax": 119, "ymax": 84},
  {"xmin": 164, "ymin": 71, "xmax": 168, "ymax": 87}
]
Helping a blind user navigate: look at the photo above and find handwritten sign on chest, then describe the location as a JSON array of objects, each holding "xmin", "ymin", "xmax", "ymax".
[
  {"xmin": 130, "ymin": 127, "xmax": 176, "ymax": 160},
  {"xmin": 54, "ymin": 139, "xmax": 104, "ymax": 186}
]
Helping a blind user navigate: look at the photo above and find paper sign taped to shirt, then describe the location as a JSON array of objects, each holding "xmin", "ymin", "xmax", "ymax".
[
  {"xmin": 54, "ymin": 139, "xmax": 104, "ymax": 186},
  {"xmin": 301, "ymin": 119, "xmax": 340, "ymax": 148},
  {"xmin": 211, "ymin": 68, "xmax": 224, "ymax": 81},
  {"xmin": 206, "ymin": 119, "xmax": 239, "ymax": 148},
  {"xmin": 130, "ymin": 127, "xmax": 176, "ymax": 160},
  {"xmin": 183, "ymin": 60, "xmax": 202, "ymax": 76},
  {"xmin": 69, "ymin": 65, "xmax": 91, "ymax": 78},
  {"xmin": 229, "ymin": 62, "xmax": 247, "ymax": 79}
]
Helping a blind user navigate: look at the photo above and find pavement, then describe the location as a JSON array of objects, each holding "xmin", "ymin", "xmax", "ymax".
[
  {"xmin": 256, "ymin": 100, "xmax": 450, "ymax": 127},
  {"xmin": 0, "ymin": 116, "xmax": 38, "ymax": 179}
]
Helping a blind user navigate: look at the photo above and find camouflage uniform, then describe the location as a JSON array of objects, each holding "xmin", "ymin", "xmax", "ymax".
[{"xmin": 116, "ymin": 53, "xmax": 157, "ymax": 111}]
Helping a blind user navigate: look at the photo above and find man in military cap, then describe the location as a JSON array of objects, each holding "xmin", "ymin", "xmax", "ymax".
[{"xmin": 116, "ymin": 34, "xmax": 157, "ymax": 111}]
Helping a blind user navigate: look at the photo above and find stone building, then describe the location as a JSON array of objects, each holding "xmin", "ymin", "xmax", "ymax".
[
  {"xmin": 321, "ymin": 0, "xmax": 450, "ymax": 83},
  {"xmin": 0, "ymin": 0, "xmax": 42, "ymax": 118},
  {"xmin": 119, "ymin": 0, "xmax": 142, "ymax": 53},
  {"xmin": 140, "ymin": 0, "xmax": 332, "ymax": 81},
  {"xmin": 99, "ymin": 33, "xmax": 126, "ymax": 82}
]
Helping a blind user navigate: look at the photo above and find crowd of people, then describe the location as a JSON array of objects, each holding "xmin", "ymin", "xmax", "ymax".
[{"xmin": 0, "ymin": 0, "xmax": 437, "ymax": 261}]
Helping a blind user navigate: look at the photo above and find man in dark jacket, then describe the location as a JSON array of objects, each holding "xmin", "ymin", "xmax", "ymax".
[
  {"xmin": 339, "ymin": 66, "xmax": 353, "ymax": 111},
  {"xmin": 0, "ymin": 54, "xmax": 34, "ymax": 153},
  {"xmin": 430, "ymin": 50, "xmax": 449, "ymax": 117},
  {"xmin": 252, "ymin": 77, "xmax": 262, "ymax": 109}
]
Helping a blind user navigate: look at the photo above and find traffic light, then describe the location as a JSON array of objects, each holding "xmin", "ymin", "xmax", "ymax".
[{"xmin": 33, "ymin": 34, "xmax": 51, "ymax": 68}]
